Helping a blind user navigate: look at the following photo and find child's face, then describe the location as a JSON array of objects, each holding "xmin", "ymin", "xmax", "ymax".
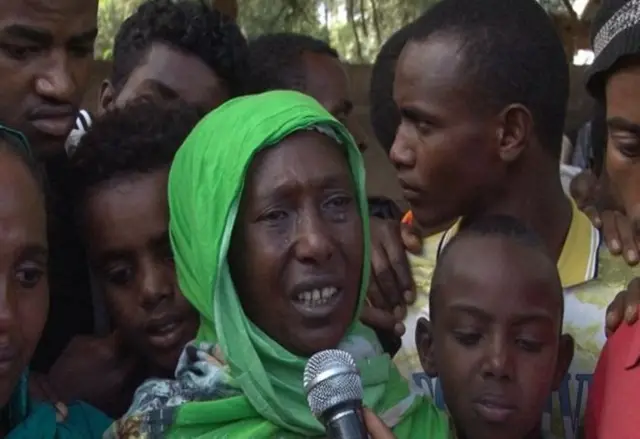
[
  {"xmin": 417, "ymin": 235, "xmax": 573, "ymax": 439},
  {"xmin": 84, "ymin": 170, "xmax": 199, "ymax": 375}
]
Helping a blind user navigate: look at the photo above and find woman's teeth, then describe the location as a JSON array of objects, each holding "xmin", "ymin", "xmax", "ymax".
[{"xmin": 295, "ymin": 287, "xmax": 338, "ymax": 306}]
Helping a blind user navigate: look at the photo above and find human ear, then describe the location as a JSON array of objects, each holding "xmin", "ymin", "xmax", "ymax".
[
  {"xmin": 496, "ymin": 104, "xmax": 533, "ymax": 163},
  {"xmin": 97, "ymin": 80, "xmax": 116, "ymax": 117},
  {"xmin": 416, "ymin": 317, "xmax": 438, "ymax": 378}
]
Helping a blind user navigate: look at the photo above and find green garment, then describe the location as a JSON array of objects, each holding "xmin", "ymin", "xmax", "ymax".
[
  {"xmin": 109, "ymin": 90, "xmax": 450, "ymax": 438},
  {"xmin": 2, "ymin": 371, "xmax": 109, "ymax": 438},
  {"xmin": 6, "ymin": 401, "xmax": 111, "ymax": 439}
]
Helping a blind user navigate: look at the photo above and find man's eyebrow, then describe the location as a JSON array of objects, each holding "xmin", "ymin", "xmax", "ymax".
[
  {"xmin": 1, "ymin": 26, "xmax": 98, "ymax": 46},
  {"xmin": 2, "ymin": 25, "xmax": 52, "ymax": 44},
  {"xmin": 608, "ymin": 117, "xmax": 640, "ymax": 135},
  {"xmin": 69, "ymin": 28, "xmax": 98, "ymax": 45}
]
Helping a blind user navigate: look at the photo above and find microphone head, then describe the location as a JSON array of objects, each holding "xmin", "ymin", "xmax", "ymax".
[{"xmin": 303, "ymin": 349, "xmax": 363, "ymax": 417}]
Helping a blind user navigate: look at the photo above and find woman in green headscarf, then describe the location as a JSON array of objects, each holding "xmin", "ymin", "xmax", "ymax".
[{"xmin": 106, "ymin": 90, "xmax": 450, "ymax": 438}]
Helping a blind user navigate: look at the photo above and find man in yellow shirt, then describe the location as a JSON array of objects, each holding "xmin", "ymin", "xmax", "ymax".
[{"xmin": 387, "ymin": 0, "xmax": 639, "ymax": 438}]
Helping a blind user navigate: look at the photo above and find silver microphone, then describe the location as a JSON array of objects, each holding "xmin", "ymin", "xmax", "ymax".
[{"xmin": 303, "ymin": 349, "xmax": 367, "ymax": 439}]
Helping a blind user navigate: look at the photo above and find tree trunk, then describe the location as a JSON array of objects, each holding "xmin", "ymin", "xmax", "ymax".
[
  {"xmin": 359, "ymin": 0, "xmax": 369, "ymax": 38},
  {"xmin": 346, "ymin": 0, "xmax": 364, "ymax": 61},
  {"xmin": 369, "ymin": 0, "xmax": 382, "ymax": 46}
]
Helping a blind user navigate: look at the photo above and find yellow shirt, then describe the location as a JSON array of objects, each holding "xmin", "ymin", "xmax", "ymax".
[{"xmin": 394, "ymin": 202, "xmax": 639, "ymax": 439}]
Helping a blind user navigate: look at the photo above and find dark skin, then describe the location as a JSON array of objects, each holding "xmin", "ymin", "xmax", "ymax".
[
  {"xmin": 604, "ymin": 64, "xmax": 640, "ymax": 253},
  {"xmin": 301, "ymin": 51, "xmax": 415, "ymax": 338},
  {"xmin": 0, "ymin": 0, "xmax": 97, "ymax": 157},
  {"xmin": 0, "ymin": 147, "xmax": 49, "ymax": 433},
  {"xmin": 42, "ymin": 42, "xmax": 231, "ymax": 412},
  {"xmin": 571, "ymin": 168, "xmax": 640, "ymax": 266},
  {"xmin": 301, "ymin": 51, "xmax": 367, "ymax": 152},
  {"xmin": 228, "ymin": 131, "xmax": 363, "ymax": 356},
  {"xmin": 363, "ymin": 409, "xmax": 396, "ymax": 439},
  {"xmin": 597, "ymin": 60, "xmax": 640, "ymax": 334},
  {"xmin": 46, "ymin": 170, "xmax": 199, "ymax": 418},
  {"xmin": 417, "ymin": 235, "xmax": 573, "ymax": 439},
  {"xmin": 391, "ymin": 34, "xmax": 572, "ymax": 262},
  {"xmin": 96, "ymin": 45, "xmax": 413, "ymax": 345},
  {"xmin": 98, "ymin": 42, "xmax": 230, "ymax": 116}
]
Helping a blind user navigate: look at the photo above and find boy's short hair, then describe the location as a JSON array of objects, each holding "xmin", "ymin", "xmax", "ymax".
[
  {"xmin": 429, "ymin": 215, "xmax": 561, "ymax": 316},
  {"xmin": 70, "ymin": 99, "xmax": 202, "ymax": 209},
  {"xmin": 111, "ymin": 0, "xmax": 248, "ymax": 96}
]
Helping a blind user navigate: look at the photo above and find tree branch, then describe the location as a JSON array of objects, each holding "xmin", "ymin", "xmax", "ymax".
[
  {"xmin": 369, "ymin": 0, "xmax": 382, "ymax": 45},
  {"xmin": 359, "ymin": 0, "xmax": 369, "ymax": 38},
  {"xmin": 346, "ymin": 0, "xmax": 363, "ymax": 61}
]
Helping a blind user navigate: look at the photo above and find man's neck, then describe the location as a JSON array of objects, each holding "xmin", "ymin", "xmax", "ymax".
[{"xmin": 465, "ymin": 156, "xmax": 573, "ymax": 261}]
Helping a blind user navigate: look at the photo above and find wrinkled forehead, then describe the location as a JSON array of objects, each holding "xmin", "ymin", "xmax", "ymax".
[
  {"xmin": 606, "ymin": 61, "xmax": 640, "ymax": 121},
  {"xmin": 0, "ymin": 0, "xmax": 97, "ymax": 32},
  {"xmin": 240, "ymin": 125, "xmax": 354, "ymax": 203}
]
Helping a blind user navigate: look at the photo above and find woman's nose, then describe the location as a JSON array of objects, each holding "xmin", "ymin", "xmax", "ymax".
[
  {"xmin": 0, "ymin": 283, "xmax": 18, "ymax": 335},
  {"xmin": 294, "ymin": 212, "xmax": 334, "ymax": 264}
]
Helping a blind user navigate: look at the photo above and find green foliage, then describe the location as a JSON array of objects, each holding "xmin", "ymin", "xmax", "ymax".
[
  {"xmin": 96, "ymin": 0, "xmax": 145, "ymax": 59},
  {"xmin": 95, "ymin": 0, "xmax": 577, "ymax": 62},
  {"xmin": 238, "ymin": 0, "xmax": 328, "ymax": 40}
]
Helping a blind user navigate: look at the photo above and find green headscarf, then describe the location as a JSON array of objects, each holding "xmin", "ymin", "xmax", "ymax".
[{"xmin": 108, "ymin": 90, "xmax": 449, "ymax": 438}]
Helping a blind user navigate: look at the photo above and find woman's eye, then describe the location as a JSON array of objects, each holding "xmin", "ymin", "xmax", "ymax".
[
  {"xmin": 326, "ymin": 195, "xmax": 353, "ymax": 209},
  {"xmin": 260, "ymin": 210, "xmax": 288, "ymax": 222},
  {"xmin": 15, "ymin": 265, "xmax": 44, "ymax": 289},
  {"xmin": 615, "ymin": 141, "xmax": 640, "ymax": 158}
]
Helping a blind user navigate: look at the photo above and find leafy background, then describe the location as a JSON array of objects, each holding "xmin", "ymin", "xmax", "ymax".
[{"xmin": 96, "ymin": 0, "xmax": 580, "ymax": 63}]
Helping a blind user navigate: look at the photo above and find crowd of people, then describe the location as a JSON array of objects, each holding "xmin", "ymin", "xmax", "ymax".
[{"xmin": 0, "ymin": 0, "xmax": 637, "ymax": 437}]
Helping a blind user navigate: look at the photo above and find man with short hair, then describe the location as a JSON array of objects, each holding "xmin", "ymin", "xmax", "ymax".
[
  {"xmin": 390, "ymin": 0, "xmax": 638, "ymax": 437},
  {"xmin": 0, "ymin": 0, "xmax": 97, "ymax": 158}
]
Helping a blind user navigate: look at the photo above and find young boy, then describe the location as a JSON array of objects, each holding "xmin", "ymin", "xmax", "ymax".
[
  {"xmin": 417, "ymin": 215, "xmax": 574, "ymax": 439},
  {"xmin": 389, "ymin": 0, "xmax": 639, "ymax": 436},
  {"xmin": 43, "ymin": 100, "xmax": 202, "ymax": 418}
]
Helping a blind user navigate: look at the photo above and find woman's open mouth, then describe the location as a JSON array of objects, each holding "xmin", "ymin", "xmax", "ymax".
[{"xmin": 291, "ymin": 286, "xmax": 343, "ymax": 319}]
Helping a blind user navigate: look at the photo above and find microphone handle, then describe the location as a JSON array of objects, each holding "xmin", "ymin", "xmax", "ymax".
[{"xmin": 322, "ymin": 400, "xmax": 368, "ymax": 439}]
